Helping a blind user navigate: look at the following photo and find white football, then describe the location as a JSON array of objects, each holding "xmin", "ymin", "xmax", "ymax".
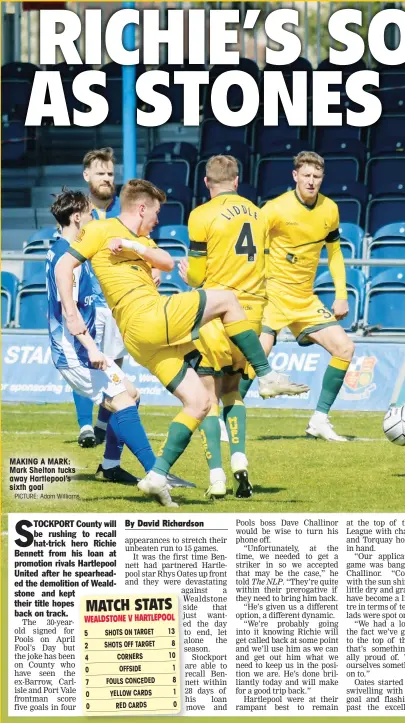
[{"xmin": 383, "ymin": 406, "xmax": 405, "ymax": 446}]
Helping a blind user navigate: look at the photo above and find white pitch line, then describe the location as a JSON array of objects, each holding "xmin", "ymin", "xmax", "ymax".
[
  {"xmin": 1, "ymin": 430, "xmax": 387, "ymax": 442},
  {"xmin": 3, "ymin": 409, "xmax": 386, "ymax": 420}
]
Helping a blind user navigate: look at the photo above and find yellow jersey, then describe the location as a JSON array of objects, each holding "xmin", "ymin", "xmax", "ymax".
[
  {"xmin": 188, "ymin": 192, "xmax": 266, "ymax": 305},
  {"xmin": 68, "ymin": 217, "xmax": 159, "ymax": 331},
  {"xmin": 261, "ymin": 190, "xmax": 340, "ymax": 294}
]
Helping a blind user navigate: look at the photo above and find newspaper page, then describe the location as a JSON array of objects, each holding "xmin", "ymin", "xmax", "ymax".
[{"xmin": 1, "ymin": 3, "xmax": 405, "ymax": 723}]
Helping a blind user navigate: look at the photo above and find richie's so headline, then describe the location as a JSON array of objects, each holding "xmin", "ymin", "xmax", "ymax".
[{"xmin": 25, "ymin": 7, "xmax": 405, "ymax": 128}]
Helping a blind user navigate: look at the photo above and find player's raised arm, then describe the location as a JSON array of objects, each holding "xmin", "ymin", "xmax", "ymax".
[
  {"xmin": 107, "ymin": 237, "xmax": 174, "ymax": 271},
  {"xmin": 55, "ymin": 253, "xmax": 87, "ymax": 336}
]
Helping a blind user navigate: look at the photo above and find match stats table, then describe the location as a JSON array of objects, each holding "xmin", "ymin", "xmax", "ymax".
[{"xmin": 80, "ymin": 594, "xmax": 181, "ymax": 716}]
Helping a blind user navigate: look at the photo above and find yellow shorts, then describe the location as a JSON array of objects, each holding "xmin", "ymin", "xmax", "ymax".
[
  {"xmin": 262, "ymin": 281, "xmax": 338, "ymax": 346},
  {"xmin": 196, "ymin": 302, "xmax": 263, "ymax": 377},
  {"xmin": 121, "ymin": 289, "xmax": 206, "ymax": 391}
]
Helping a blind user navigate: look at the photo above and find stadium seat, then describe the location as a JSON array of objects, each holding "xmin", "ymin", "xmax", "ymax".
[
  {"xmin": 373, "ymin": 222, "xmax": 405, "ymax": 242},
  {"xmin": 159, "ymin": 266, "xmax": 189, "ymax": 292},
  {"xmin": 153, "ymin": 225, "xmax": 189, "ymax": 246},
  {"xmin": 365, "ymin": 156, "xmax": 405, "ymax": 197},
  {"xmin": 364, "ymin": 270, "xmax": 405, "ymax": 332},
  {"xmin": 365, "ymin": 198, "xmax": 405, "ymax": 236},
  {"xmin": 15, "ymin": 287, "xmax": 48, "ymax": 329},
  {"xmin": 147, "ymin": 141, "xmax": 197, "ymax": 167},
  {"xmin": 320, "ymin": 158, "xmax": 360, "ymax": 185},
  {"xmin": 144, "ymin": 159, "xmax": 190, "ymax": 187},
  {"xmin": 319, "ymin": 139, "xmax": 366, "ymax": 170},
  {"xmin": 253, "ymin": 117, "xmax": 300, "ymax": 156},
  {"xmin": 2, "ymin": 61, "xmax": 39, "ymax": 82},
  {"xmin": 156, "ymin": 240, "xmax": 187, "ymax": 258},
  {"xmin": 333, "ymin": 198, "xmax": 362, "ymax": 226},
  {"xmin": 373, "ymin": 72, "xmax": 405, "ymax": 114},
  {"xmin": 1, "ymin": 79, "xmax": 32, "ymax": 120},
  {"xmin": 322, "ymin": 181, "xmax": 367, "ymax": 205},
  {"xmin": 2, "ymin": 119, "xmax": 28, "ymax": 163},
  {"xmin": 158, "ymin": 184, "xmax": 192, "ymax": 218},
  {"xmin": 313, "ymin": 124, "xmax": 362, "ymax": 147},
  {"xmin": 255, "ymin": 158, "xmax": 295, "ymax": 201},
  {"xmin": 339, "ymin": 223, "xmax": 364, "ymax": 257},
  {"xmin": 314, "ymin": 269, "xmax": 366, "ymax": 330},
  {"xmin": 1, "ymin": 271, "xmax": 19, "ymax": 326},
  {"xmin": 200, "ymin": 119, "xmax": 248, "ymax": 156},
  {"xmin": 1, "ymin": 290, "xmax": 11, "ymax": 328},
  {"xmin": 158, "ymin": 202, "xmax": 185, "ymax": 226},
  {"xmin": 368, "ymin": 115, "xmax": 405, "ymax": 155},
  {"xmin": 367, "ymin": 239, "xmax": 405, "ymax": 279},
  {"xmin": 25, "ymin": 226, "xmax": 60, "ymax": 247},
  {"xmin": 22, "ymin": 245, "xmax": 47, "ymax": 287}
]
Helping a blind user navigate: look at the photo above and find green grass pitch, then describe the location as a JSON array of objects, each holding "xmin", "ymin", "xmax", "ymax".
[{"xmin": 2, "ymin": 403, "xmax": 404, "ymax": 514}]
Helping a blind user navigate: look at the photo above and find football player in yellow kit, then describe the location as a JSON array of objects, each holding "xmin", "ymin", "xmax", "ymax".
[
  {"xmin": 55, "ymin": 179, "xmax": 284, "ymax": 506},
  {"xmin": 241, "ymin": 151, "xmax": 354, "ymax": 442},
  {"xmin": 179, "ymin": 156, "xmax": 309, "ymax": 499}
]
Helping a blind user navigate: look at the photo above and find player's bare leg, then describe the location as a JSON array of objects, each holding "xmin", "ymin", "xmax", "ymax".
[
  {"xmin": 200, "ymin": 290, "xmax": 286, "ymax": 399},
  {"xmin": 222, "ymin": 373, "xmax": 253, "ymax": 499},
  {"xmin": 305, "ymin": 326, "xmax": 355, "ymax": 442},
  {"xmin": 94, "ymin": 355, "xmax": 125, "ymax": 445},
  {"xmin": 239, "ymin": 330, "xmax": 310, "ymax": 400},
  {"xmin": 198, "ymin": 376, "xmax": 227, "ymax": 499},
  {"xmin": 139, "ymin": 369, "xmax": 210, "ymax": 507}
]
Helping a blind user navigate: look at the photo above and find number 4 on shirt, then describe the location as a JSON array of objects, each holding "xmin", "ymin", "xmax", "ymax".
[{"xmin": 235, "ymin": 222, "xmax": 257, "ymax": 262}]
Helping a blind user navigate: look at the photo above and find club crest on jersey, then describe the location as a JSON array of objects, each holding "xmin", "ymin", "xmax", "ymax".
[
  {"xmin": 76, "ymin": 228, "xmax": 86, "ymax": 242},
  {"xmin": 111, "ymin": 373, "xmax": 121, "ymax": 384},
  {"xmin": 340, "ymin": 356, "xmax": 377, "ymax": 401}
]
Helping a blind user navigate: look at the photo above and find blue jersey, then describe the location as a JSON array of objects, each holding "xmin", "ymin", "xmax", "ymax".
[
  {"xmin": 46, "ymin": 237, "xmax": 96, "ymax": 369},
  {"xmin": 90, "ymin": 195, "xmax": 121, "ymax": 308}
]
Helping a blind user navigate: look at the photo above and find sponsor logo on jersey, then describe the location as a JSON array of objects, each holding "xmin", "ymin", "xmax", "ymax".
[
  {"xmin": 340, "ymin": 356, "xmax": 377, "ymax": 401},
  {"xmin": 84, "ymin": 294, "xmax": 97, "ymax": 306}
]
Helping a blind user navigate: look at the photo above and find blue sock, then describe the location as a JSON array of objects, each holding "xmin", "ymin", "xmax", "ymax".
[
  {"xmin": 73, "ymin": 392, "xmax": 93, "ymax": 429},
  {"xmin": 104, "ymin": 421, "xmax": 123, "ymax": 463},
  {"xmin": 96, "ymin": 405, "xmax": 112, "ymax": 431},
  {"xmin": 109, "ymin": 406, "xmax": 156, "ymax": 473}
]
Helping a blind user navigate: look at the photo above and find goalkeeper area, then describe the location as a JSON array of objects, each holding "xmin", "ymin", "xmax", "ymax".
[{"xmin": 2, "ymin": 403, "xmax": 403, "ymax": 515}]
